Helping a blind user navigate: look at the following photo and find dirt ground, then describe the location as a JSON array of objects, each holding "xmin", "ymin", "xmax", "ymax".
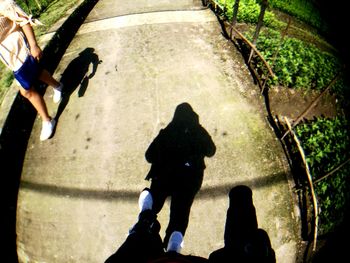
[{"xmin": 268, "ymin": 86, "xmax": 339, "ymax": 121}]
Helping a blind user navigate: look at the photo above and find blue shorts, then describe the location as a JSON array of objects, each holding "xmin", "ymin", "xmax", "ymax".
[{"xmin": 14, "ymin": 55, "xmax": 40, "ymax": 90}]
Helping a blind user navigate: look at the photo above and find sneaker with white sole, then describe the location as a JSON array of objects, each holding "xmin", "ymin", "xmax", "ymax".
[
  {"xmin": 138, "ymin": 188, "xmax": 153, "ymax": 212},
  {"xmin": 40, "ymin": 119, "xmax": 56, "ymax": 141},
  {"xmin": 53, "ymin": 83, "xmax": 63, "ymax": 103},
  {"xmin": 166, "ymin": 231, "xmax": 184, "ymax": 253}
]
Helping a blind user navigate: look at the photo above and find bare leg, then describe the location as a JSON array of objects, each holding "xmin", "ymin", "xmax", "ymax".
[
  {"xmin": 38, "ymin": 69, "xmax": 60, "ymax": 88},
  {"xmin": 19, "ymin": 87, "xmax": 51, "ymax": 121}
]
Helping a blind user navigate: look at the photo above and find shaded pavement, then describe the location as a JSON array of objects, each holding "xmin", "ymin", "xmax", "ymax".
[{"xmin": 2, "ymin": 0, "xmax": 301, "ymax": 262}]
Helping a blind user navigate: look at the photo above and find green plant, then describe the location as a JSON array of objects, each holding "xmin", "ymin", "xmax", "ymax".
[
  {"xmin": 219, "ymin": 0, "xmax": 284, "ymax": 29},
  {"xmin": 0, "ymin": 64, "xmax": 14, "ymax": 87},
  {"xmin": 246, "ymin": 28, "xmax": 341, "ymax": 90},
  {"xmin": 217, "ymin": 1, "xmax": 343, "ymax": 92},
  {"xmin": 267, "ymin": 0, "xmax": 328, "ymax": 33},
  {"xmin": 0, "ymin": 66, "xmax": 14, "ymax": 100},
  {"xmin": 295, "ymin": 116, "xmax": 350, "ymax": 234},
  {"xmin": 17, "ymin": 0, "xmax": 57, "ymax": 17}
]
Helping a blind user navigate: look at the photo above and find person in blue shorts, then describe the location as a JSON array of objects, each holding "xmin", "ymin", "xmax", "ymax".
[{"xmin": 0, "ymin": 0, "xmax": 63, "ymax": 140}]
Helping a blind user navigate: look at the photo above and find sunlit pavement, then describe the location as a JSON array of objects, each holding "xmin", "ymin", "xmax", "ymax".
[{"xmin": 14, "ymin": 0, "xmax": 300, "ymax": 262}]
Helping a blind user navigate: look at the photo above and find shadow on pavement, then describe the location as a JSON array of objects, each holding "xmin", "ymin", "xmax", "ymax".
[
  {"xmin": 20, "ymin": 171, "xmax": 287, "ymax": 202},
  {"xmin": 209, "ymin": 185, "xmax": 276, "ymax": 263},
  {"xmin": 0, "ymin": 0, "xmax": 99, "ymax": 261},
  {"xmin": 104, "ymin": 185, "xmax": 276, "ymax": 263},
  {"xmin": 55, "ymin": 47, "xmax": 101, "ymax": 121},
  {"xmin": 144, "ymin": 103, "xmax": 216, "ymax": 246}
]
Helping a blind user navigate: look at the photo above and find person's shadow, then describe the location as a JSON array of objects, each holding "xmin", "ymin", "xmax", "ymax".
[
  {"xmin": 145, "ymin": 102, "xmax": 216, "ymax": 247},
  {"xmin": 55, "ymin": 47, "xmax": 101, "ymax": 120},
  {"xmin": 209, "ymin": 185, "xmax": 276, "ymax": 263}
]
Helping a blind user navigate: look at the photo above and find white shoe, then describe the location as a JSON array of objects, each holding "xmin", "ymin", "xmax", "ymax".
[
  {"xmin": 166, "ymin": 231, "xmax": 184, "ymax": 253},
  {"xmin": 53, "ymin": 83, "xmax": 63, "ymax": 103},
  {"xmin": 40, "ymin": 119, "xmax": 56, "ymax": 141},
  {"xmin": 138, "ymin": 188, "xmax": 153, "ymax": 212}
]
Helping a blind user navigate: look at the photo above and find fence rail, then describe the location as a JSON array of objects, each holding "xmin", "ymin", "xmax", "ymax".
[{"xmin": 284, "ymin": 117, "xmax": 319, "ymax": 251}]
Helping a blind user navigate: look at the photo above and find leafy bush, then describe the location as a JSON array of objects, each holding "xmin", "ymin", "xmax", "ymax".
[
  {"xmin": 295, "ymin": 117, "xmax": 350, "ymax": 234},
  {"xmin": 17, "ymin": 0, "xmax": 57, "ymax": 17},
  {"xmin": 247, "ymin": 28, "xmax": 341, "ymax": 90},
  {"xmin": 219, "ymin": 0, "xmax": 284, "ymax": 29},
  {"xmin": 217, "ymin": 1, "xmax": 343, "ymax": 92},
  {"xmin": 267, "ymin": 0, "xmax": 327, "ymax": 33},
  {"xmin": 273, "ymin": 38, "xmax": 339, "ymax": 90}
]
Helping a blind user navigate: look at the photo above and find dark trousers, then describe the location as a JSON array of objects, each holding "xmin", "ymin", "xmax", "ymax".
[{"xmin": 150, "ymin": 172, "xmax": 202, "ymax": 247}]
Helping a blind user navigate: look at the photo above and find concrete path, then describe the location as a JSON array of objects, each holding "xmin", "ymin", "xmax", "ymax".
[{"xmin": 15, "ymin": 0, "xmax": 300, "ymax": 262}]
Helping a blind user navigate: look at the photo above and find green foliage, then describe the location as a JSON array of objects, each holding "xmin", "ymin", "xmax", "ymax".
[
  {"xmin": 267, "ymin": 0, "xmax": 328, "ymax": 33},
  {"xmin": 219, "ymin": 0, "xmax": 284, "ymax": 29},
  {"xmin": 2, "ymin": 70, "xmax": 14, "ymax": 87},
  {"xmin": 247, "ymin": 28, "xmax": 341, "ymax": 90},
  {"xmin": 16, "ymin": 0, "xmax": 57, "ymax": 17},
  {"xmin": 295, "ymin": 117, "xmax": 350, "ymax": 234},
  {"xmin": 0, "ymin": 65, "xmax": 14, "ymax": 100},
  {"xmin": 272, "ymin": 38, "xmax": 339, "ymax": 90},
  {"xmin": 217, "ymin": 1, "xmax": 344, "ymax": 93}
]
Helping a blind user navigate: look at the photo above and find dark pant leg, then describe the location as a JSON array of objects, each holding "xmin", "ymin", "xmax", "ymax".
[
  {"xmin": 150, "ymin": 178, "xmax": 170, "ymax": 214},
  {"xmin": 163, "ymin": 187, "xmax": 198, "ymax": 247},
  {"xmin": 164, "ymin": 170, "xmax": 203, "ymax": 246}
]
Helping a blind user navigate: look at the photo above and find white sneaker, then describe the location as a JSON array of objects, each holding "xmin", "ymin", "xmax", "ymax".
[
  {"xmin": 166, "ymin": 231, "xmax": 184, "ymax": 253},
  {"xmin": 138, "ymin": 188, "xmax": 153, "ymax": 212},
  {"xmin": 40, "ymin": 119, "xmax": 56, "ymax": 141},
  {"xmin": 53, "ymin": 83, "xmax": 63, "ymax": 103}
]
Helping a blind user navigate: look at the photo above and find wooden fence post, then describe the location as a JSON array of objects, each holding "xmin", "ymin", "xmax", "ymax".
[
  {"xmin": 230, "ymin": 0, "xmax": 241, "ymax": 38},
  {"xmin": 248, "ymin": 0, "xmax": 268, "ymax": 63},
  {"xmin": 230, "ymin": 27, "xmax": 275, "ymax": 78}
]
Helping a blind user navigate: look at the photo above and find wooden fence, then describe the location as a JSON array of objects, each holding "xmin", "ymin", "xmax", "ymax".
[
  {"xmin": 205, "ymin": 0, "xmax": 275, "ymax": 94},
  {"xmin": 203, "ymin": 0, "xmax": 348, "ymax": 253}
]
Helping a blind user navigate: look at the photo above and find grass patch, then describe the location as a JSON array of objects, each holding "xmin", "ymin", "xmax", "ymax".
[
  {"xmin": 34, "ymin": 0, "xmax": 83, "ymax": 37},
  {"xmin": 0, "ymin": 64, "xmax": 14, "ymax": 102}
]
